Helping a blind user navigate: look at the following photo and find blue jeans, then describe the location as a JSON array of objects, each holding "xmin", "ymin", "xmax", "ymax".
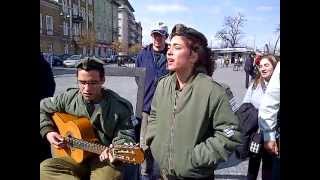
[{"xmin": 139, "ymin": 158, "xmax": 161, "ymax": 180}]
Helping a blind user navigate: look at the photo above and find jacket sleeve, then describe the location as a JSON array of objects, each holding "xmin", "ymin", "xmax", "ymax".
[
  {"xmin": 40, "ymin": 93, "xmax": 68, "ymax": 138},
  {"xmin": 258, "ymin": 62, "xmax": 280, "ymax": 141},
  {"xmin": 191, "ymin": 93, "xmax": 241, "ymax": 167},
  {"xmin": 145, "ymin": 80, "xmax": 161, "ymax": 147},
  {"xmin": 112, "ymin": 101, "xmax": 136, "ymax": 145}
]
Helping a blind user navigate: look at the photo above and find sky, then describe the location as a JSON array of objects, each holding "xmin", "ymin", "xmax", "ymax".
[{"xmin": 128, "ymin": 0, "xmax": 280, "ymax": 50}]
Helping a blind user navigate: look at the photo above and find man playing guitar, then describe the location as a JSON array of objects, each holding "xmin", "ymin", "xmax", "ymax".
[{"xmin": 40, "ymin": 57, "xmax": 137, "ymax": 180}]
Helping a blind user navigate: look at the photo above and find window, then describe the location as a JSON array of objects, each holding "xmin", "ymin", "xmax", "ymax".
[
  {"xmin": 97, "ymin": 32, "xmax": 101, "ymax": 40},
  {"xmin": 73, "ymin": 4, "xmax": 78, "ymax": 15},
  {"xmin": 63, "ymin": 22, "xmax": 69, "ymax": 36},
  {"xmin": 64, "ymin": 44, "xmax": 69, "ymax": 54},
  {"xmin": 81, "ymin": 7, "xmax": 85, "ymax": 18},
  {"xmin": 88, "ymin": 10, "xmax": 93, "ymax": 22},
  {"xmin": 40, "ymin": 14, "xmax": 42, "ymax": 34},
  {"xmin": 63, "ymin": 2, "xmax": 68, "ymax": 14},
  {"xmin": 74, "ymin": 24, "xmax": 79, "ymax": 36},
  {"xmin": 46, "ymin": 16, "xmax": 53, "ymax": 35}
]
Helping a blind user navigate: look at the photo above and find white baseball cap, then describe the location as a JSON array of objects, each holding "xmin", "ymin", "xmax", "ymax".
[{"xmin": 151, "ymin": 22, "xmax": 168, "ymax": 37}]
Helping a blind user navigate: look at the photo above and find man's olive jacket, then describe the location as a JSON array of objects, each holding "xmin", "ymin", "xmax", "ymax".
[{"xmin": 40, "ymin": 88, "xmax": 136, "ymax": 146}]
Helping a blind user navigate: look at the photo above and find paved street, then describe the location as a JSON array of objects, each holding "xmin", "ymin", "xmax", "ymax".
[{"xmin": 52, "ymin": 64, "xmax": 261, "ymax": 180}]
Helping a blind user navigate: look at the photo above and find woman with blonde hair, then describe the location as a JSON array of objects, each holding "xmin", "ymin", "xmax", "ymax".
[{"xmin": 242, "ymin": 54, "xmax": 279, "ymax": 180}]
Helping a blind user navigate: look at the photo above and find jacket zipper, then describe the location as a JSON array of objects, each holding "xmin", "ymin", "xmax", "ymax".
[{"xmin": 169, "ymin": 91, "xmax": 178, "ymax": 174}]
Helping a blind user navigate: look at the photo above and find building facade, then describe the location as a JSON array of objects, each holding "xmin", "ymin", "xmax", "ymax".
[
  {"xmin": 41, "ymin": 0, "xmax": 141, "ymax": 56},
  {"xmin": 59, "ymin": 0, "xmax": 95, "ymax": 55},
  {"xmin": 135, "ymin": 22, "xmax": 142, "ymax": 46},
  {"xmin": 40, "ymin": 0, "xmax": 64, "ymax": 55},
  {"xmin": 94, "ymin": 0, "xmax": 120, "ymax": 57},
  {"xmin": 127, "ymin": 14, "xmax": 142, "ymax": 48},
  {"xmin": 117, "ymin": 0, "xmax": 142, "ymax": 54}
]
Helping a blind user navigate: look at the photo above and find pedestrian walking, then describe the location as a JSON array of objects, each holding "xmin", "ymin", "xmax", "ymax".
[{"xmin": 244, "ymin": 53, "xmax": 256, "ymax": 88}]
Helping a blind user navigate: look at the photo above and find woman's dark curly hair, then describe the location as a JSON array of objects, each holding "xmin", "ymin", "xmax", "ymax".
[{"xmin": 170, "ymin": 24, "xmax": 214, "ymax": 76}]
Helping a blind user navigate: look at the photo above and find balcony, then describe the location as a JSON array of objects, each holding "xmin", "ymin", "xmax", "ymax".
[
  {"xmin": 130, "ymin": 32, "xmax": 136, "ymax": 38},
  {"xmin": 72, "ymin": 15, "xmax": 84, "ymax": 23}
]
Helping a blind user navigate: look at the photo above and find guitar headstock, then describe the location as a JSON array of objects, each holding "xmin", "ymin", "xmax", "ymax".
[{"xmin": 112, "ymin": 143, "xmax": 144, "ymax": 164}]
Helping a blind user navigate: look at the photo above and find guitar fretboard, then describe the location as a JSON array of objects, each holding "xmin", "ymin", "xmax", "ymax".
[{"xmin": 65, "ymin": 136, "xmax": 106, "ymax": 154}]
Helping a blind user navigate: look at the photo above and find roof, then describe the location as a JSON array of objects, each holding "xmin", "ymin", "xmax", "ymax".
[
  {"xmin": 211, "ymin": 47, "xmax": 254, "ymax": 53},
  {"xmin": 118, "ymin": 0, "xmax": 134, "ymax": 12}
]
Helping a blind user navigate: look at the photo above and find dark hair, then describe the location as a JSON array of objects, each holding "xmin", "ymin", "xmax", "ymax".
[
  {"xmin": 170, "ymin": 24, "xmax": 214, "ymax": 76},
  {"xmin": 76, "ymin": 57, "xmax": 105, "ymax": 79},
  {"xmin": 252, "ymin": 54, "xmax": 278, "ymax": 89}
]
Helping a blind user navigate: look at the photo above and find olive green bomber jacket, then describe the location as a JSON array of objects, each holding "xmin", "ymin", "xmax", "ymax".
[
  {"xmin": 145, "ymin": 73, "xmax": 241, "ymax": 178},
  {"xmin": 40, "ymin": 88, "xmax": 136, "ymax": 146}
]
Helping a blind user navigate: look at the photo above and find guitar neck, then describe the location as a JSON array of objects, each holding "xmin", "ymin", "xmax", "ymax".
[{"xmin": 65, "ymin": 137, "xmax": 107, "ymax": 154}]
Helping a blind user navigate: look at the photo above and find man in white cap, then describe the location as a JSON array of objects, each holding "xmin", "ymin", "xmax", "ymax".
[{"xmin": 135, "ymin": 22, "xmax": 169, "ymax": 180}]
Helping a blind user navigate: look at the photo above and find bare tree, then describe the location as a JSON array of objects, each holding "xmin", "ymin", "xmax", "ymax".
[
  {"xmin": 215, "ymin": 13, "xmax": 246, "ymax": 48},
  {"xmin": 111, "ymin": 40, "xmax": 125, "ymax": 54},
  {"xmin": 128, "ymin": 44, "xmax": 142, "ymax": 56}
]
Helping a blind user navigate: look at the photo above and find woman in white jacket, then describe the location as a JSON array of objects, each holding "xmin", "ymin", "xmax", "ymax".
[
  {"xmin": 258, "ymin": 61, "xmax": 280, "ymax": 180},
  {"xmin": 242, "ymin": 55, "xmax": 278, "ymax": 180}
]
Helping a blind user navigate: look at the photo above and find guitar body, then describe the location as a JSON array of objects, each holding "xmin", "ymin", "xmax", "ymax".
[
  {"xmin": 51, "ymin": 112, "xmax": 145, "ymax": 164},
  {"xmin": 51, "ymin": 112, "xmax": 98, "ymax": 163}
]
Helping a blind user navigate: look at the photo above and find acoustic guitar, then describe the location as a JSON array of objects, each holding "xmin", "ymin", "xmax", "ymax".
[{"xmin": 51, "ymin": 112, "xmax": 144, "ymax": 164}]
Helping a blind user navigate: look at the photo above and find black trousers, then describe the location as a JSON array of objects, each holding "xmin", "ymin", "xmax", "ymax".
[
  {"xmin": 161, "ymin": 175, "xmax": 214, "ymax": 180},
  {"xmin": 247, "ymin": 148, "xmax": 273, "ymax": 180}
]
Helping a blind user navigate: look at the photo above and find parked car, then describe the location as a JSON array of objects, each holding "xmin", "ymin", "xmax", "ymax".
[
  {"xmin": 63, "ymin": 55, "xmax": 83, "ymax": 68},
  {"xmin": 116, "ymin": 55, "xmax": 129, "ymax": 66},
  {"xmin": 42, "ymin": 53, "xmax": 63, "ymax": 66},
  {"xmin": 52, "ymin": 55, "xmax": 63, "ymax": 66},
  {"xmin": 108, "ymin": 55, "xmax": 118, "ymax": 63},
  {"xmin": 59, "ymin": 54, "xmax": 72, "ymax": 61},
  {"xmin": 92, "ymin": 56, "xmax": 108, "ymax": 63},
  {"xmin": 129, "ymin": 55, "xmax": 137, "ymax": 63}
]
